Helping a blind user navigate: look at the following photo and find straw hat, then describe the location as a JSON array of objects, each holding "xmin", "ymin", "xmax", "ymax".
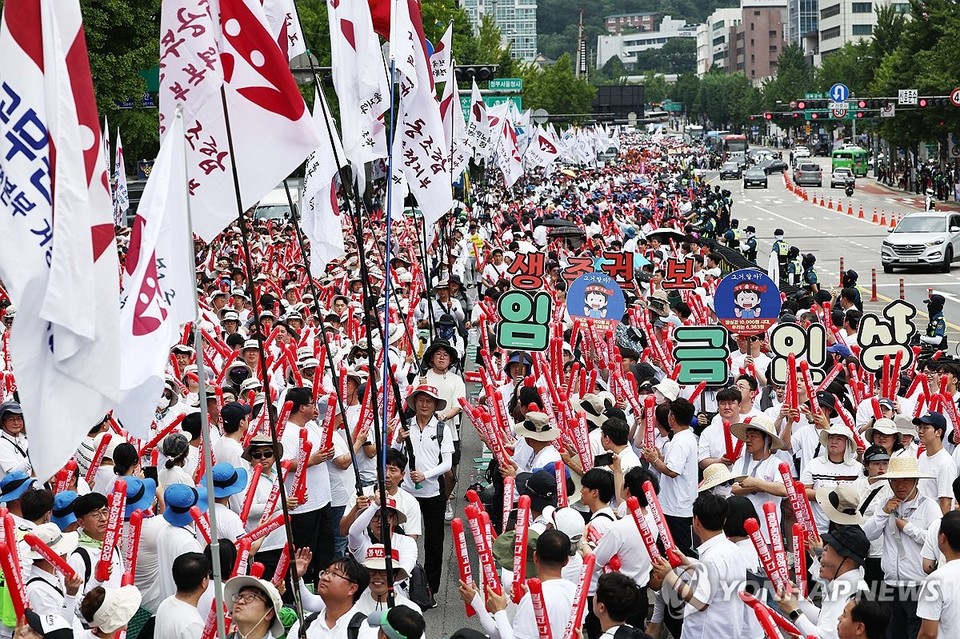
[
  {"xmin": 876, "ymin": 455, "xmax": 934, "ymax": 480},
  {"xmin": 730, "ymin": 414, "xmax": 785, "ymax": 451},
  {"xmin": 815, "ymin": 484, "xmax": 864, "ymax": 525},
  {"xmin": 698, "ymin": 463, "xmax": 742, "ymax": 492}
]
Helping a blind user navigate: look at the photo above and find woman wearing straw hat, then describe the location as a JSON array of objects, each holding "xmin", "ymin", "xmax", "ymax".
[
  {"xmin": 862, "ymin": 454, "xmax": 940, "ymax": 639},
  {"xmin": 729, "ymin": 415, "xmax": 789, "ymax": 541},
  {"xmin": 801, "ymin": 425, "xmax": 863, "ymax": 536}
]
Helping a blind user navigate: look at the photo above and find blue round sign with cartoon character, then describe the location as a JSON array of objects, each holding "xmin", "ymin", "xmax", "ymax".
[
  {"xmin": 567, "ymin": 272, "xmax": 626, "ymax": 326},
  {"xmin": 713, "ymin": 269, "xmax": 781, "ymax": 335}
]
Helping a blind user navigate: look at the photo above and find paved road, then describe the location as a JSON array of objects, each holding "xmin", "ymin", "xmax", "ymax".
[
  {"xmin": 713, "ymin": 154, "xmax": 960, "ymax": 353},
  {"xmin": 424, "ymin": 156, "xmax": 960, "ymax": 635}
]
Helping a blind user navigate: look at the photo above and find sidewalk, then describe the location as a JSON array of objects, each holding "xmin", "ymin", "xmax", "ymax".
[{"xmin": 857, "ymin": 179, "xmax": 960, "ymax": 212}]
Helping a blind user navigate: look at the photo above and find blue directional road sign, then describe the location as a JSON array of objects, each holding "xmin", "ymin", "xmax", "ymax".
[{"xmin": 829, "ymin": 83, "xmax": 850, "ymax": 103}]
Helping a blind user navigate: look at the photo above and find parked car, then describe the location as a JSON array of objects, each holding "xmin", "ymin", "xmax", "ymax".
[
  {"xmin": 881, "ymin": 212, "xmax": 960, "ymax": 273},
  {"xmin": 793, "ymin": 162, "xmax": 822, "ymax": 187},
  {"xmin": 719, "ymin": 162, "xmax": 742, "ymax": 180},
  {"xmin": 743, "ymin": 167, "xmax": 768, "ymax": 189},
  {"xmin": 830, "ymin": 167, "xmax": 855, "ymax": 189},
  {"xmin": 794, "ymin": 146, "xmax": 811, "ymax": 158}
]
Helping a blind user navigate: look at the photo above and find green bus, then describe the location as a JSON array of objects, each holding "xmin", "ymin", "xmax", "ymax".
[{"xmin": 831, "ymin": 146, "xmax": 869, "ymax": 176}]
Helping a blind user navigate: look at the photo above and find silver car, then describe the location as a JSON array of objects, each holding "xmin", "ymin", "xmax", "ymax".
[{"xmin": 881, "ymin": 212, "xmax": 960, "ymax": 273}]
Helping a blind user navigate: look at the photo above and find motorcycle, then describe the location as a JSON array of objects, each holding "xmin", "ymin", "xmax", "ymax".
[{"xmin": 844, "ymin": 183, "xmax": 854, "ymax": 198}]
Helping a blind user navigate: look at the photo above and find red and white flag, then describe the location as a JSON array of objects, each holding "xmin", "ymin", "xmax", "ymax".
[
  {"xmin": 430, "ymin": 22, "xmax": 452, "ymax": 84},
  {"xmin": 466, "ymin": 80, "xmax": 493, "ymax": 162},
  {"xmin": 495, "ymin": 117, "xmax": 524, "ymax": 189},
  {"xmin": 523, "ymin": 125, "xmax": 560, "ymax": 169},
  {"xmin": 394, "ymin": 0, "xmax": 453, "ymax": 237},
  {"xmin": 113, "ymin": 128, "xmax": 130, "ymax": 227},
  {"xmin": 159, "ymin": 0, "xmax": 320, "ymax": 241},
  {"xmin": 327, "ymin": 0, "xmax": 389, "ymax": 174},
  {"xmin": 0, "ymin": 0, "xmax": 122, "ymax": 480},
  {"xmin": 114, "ymin": 113, "xmax": 196, "ymax": 438},
  {"xmin": 262, "ymin": 0, "xmax": 306, "ymax": 60},
  {"xmin": 300, "ymin": 88, "xmax": 347, "ymax": 274},
  {"xmin": 439, "ymin": 67, "xmax": 469, "ymax": 181}
]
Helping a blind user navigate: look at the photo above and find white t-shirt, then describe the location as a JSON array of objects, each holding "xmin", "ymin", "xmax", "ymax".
[
  {"xmin": 918, "ymin": 448, "xmax": 957, "ymax": 507},
  {"xmin": 800, "ymin": 456, "xmax": 863, "ymax": 534},
  {"xmin": 280, "ymin": 421, "xmax": 332, "ymax": 512},
  {"xmin": 680, "ymin": 534, "xmax": 746, "ymax": 639},
  {"xmin": 346, "ymin": 486, "xmax": 422, "ymax": 537},
  {"xmin": 153, "ymin": 596, "xmax": 205, "ymax": 639},
  {"xmin": 503, "ymin": 578, "xmax": 576, "ymax": 639},
  {"xmin": 918, "ymin": 559, "xmax": 960, "ymax": 636},
  {"xmin": 591, "ymin": 509, "xmax": 658, "ymax": 593},
  {"xmin": 131, "ymin": 515, "xmax": 166, "ymax": 613},
  {"xmin": 658, "ymin": 429, "xmax": 699, "ymax": 518},
  {"xmin": 733, "ymin": 454, "xmax": 784, "ymax": 542},
  {"xmin": 213, "ymin": 502, "xmax": 246, "ymax": 541},
  {"xmin": 395, "ymin": 418, "xmax": 454, "ymax": 498},
  {"xmin": 329, "ymin": 429, "xmax": 356, "ymax": 508}
]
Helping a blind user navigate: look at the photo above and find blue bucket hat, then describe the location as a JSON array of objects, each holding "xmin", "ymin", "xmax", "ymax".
[
  {"xmin": 51, "ymin": 491, "xmax": 79, "ymax": 531},
  {"xmin": 0, "ymin": 471, "xmax": 36, "ymax": 503},
  {"xmin": 124, "ymin": 477, "xmax": 157, "ymax": 519},
  {"xmin": 162, "ymin": 484, "xmax": 208, "ymax": 528},
  {"xmin": 200, "ymin": 462, "xmax": 248, "ymax": 500}
]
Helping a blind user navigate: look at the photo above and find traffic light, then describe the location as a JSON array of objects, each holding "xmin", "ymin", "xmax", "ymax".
[
  {"xmin": 797, "ymin": 99, "xmax": 828, "ymax": 110},
  {"xmin": 454, "ymin": 65, "xmax": 498, "ymax": 83},
  {"xmin": 764, "ymin": 112, "xmax": 772, "ymax": 120},
  {"xmin": 919, "ymin": 97, "xmax": 949, "ymax": 107}
]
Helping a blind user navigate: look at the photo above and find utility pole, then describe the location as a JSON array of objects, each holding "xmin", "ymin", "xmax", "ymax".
[{"xmin": 576, "ymin": 9, "xmax": 588, "ymax": 80}]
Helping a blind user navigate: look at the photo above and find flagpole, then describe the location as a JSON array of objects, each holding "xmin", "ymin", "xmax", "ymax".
[
  {"xmin": 177, "ymin": 108, "xmax": 227, "ymax": 639},
  {"xmin": 279, "ymin": 174, "xmax": 363, "ymax": 490},
  {"xmin": 216, "ymin": 86, "xmax": 306, "ymax": 634}
]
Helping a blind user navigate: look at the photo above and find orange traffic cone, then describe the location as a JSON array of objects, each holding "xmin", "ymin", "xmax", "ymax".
[
  {"xmin": 827, "ymin": 196, "xmax": 833, "ymax": 210},
  {"xmin": 836, "ymin": 199, "xmax": 844, "ymax": 212},
  {"xmin": 858, "ymin": 205, "xmax": 865, "ymax": 219},
  {"xmin": 847, "ymin": 202, "xmax": 853, "ymax": 215},
  {"xmin": 879, "ymin": 211, "xmax": 887, "ymax": 226},
  {"xmin": 889, "ymin": 214, "xmax": 897, "ymax": 228},
  {"xmin": 803, "ymin": 189, "xmax": 809, "ymax": 201},
  {"xmin": 872, "ymin": 207, "xmax": 878, "ymax": 222}
]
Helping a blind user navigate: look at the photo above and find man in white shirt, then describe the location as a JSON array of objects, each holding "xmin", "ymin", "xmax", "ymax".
[
  {"xmin": 698, "ymin": 387, "xmax": 745, "ymax": 470},
  {"xmin": 154, "ymin": 552, "xmax": 207, "ymax": 639},
  {"xmin": 142, "ymin": 484, "xmax": 205, "ymax": 610},
  {"xmin": 651, "ymin": 491, "xmax": 746, "ymax": 639},
  {"xmin": 393, "ymin": 384, "xmax": 454, "ymax": 594},
  {"xmin": 472, "ymin": 529, "xmax": 577, "ymax": 639},
  {"xmin": 642, "ymin": 398, "xmax": 698, "ymax": 555},
  {"xmin": 22, "ymin": 523, "xmax": 82, "ymax": 627},
  {"xmin": 280, "ymin": 386, "xmax": 335, "ymax": 583},
  {"xmin": 212, "ymin": 401, "xmax": 251, "ymax": 471},
  {"xmin": 591, "ymin": 572, "xmax": 649, "ymax": 639},
  {"xmin": 918, "ymin": 510, "xmax": 960, "ymax": 639},
  {"xmin": 914, "ymin": 412, "xmax": 957, "ymax": 513},
  {"xmin": 0, "ymin": 401, "xmax": 31, "ymax": 480},
  {"xmin": 288, "ymin": 555, "xmax": 373, "ymax": 639},
  {"xmin": 776, "ymin": 525, "xmax": 869, "ymax": 639},
  {"xmin": 862, "ymin": 455, "xmax": 941, "ymax": 639}
]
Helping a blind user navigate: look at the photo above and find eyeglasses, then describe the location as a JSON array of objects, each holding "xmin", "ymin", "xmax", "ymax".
[
  {"xmin": 232, "ymin": 591, "xmax": 267, "ymax": 604},
  {"xmin": 320, "ymin": 569, "xmax": 355, "ymax": 584},
  {"xmin": 250, "ymin": 449, "xmax": 274, "ymax": 460},
  {"xmin": 83, "ymin": 507, "xmax": 109, "ymax": 521}
]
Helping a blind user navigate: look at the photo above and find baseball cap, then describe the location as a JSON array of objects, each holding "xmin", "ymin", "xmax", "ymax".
[{"xmin": 913, "ymin": 411, "xmax": 947, "ymax": 432}]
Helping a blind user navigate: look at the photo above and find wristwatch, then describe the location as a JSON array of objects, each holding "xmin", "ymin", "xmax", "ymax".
[{"xmin": 788, "ymin": 609, "xmax": 801, "ymax": 621}]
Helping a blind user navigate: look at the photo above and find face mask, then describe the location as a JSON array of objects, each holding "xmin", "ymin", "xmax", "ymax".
[
  {"xmin": 439, "ymin": 326, "xmax": 455, "ymax": 341},
  {"xmin": 157, "ymin": 396, "xmax": 170, "ymax": 410}
]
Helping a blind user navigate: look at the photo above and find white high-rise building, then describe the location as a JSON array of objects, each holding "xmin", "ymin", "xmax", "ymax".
[
  {"xmin": 595, "ymin": 16, "xmax": 698, "ymax": 69},
  {"xmin": 460, "ymin": 0, "xmax": 538, "ymax": 62},
  {"xmin": 817, "ymin": 0, "xmax": 909, "ymax": 58},
  {"xmin": 696, "ymin": 8, "xmax": 743, "ymax": 76}
]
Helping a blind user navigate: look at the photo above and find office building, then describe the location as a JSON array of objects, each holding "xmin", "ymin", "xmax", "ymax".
[
  {"xmin": 460, "ymin": 0, "xmax": 538, "ymax": 62},
  {"xmin": 817, "ymin": 0, "xmax": 909, "ymax": 57},
  {"xmin": 603, "ymin": 12, "xmax": 658, "ymax": 34},
  {"xmin": 596, "ymin": 16, "xmax": 698, "ymax": 69},
  {"xmin": 696, "ymin": 8, "xmax": 744, "ymax": 75},
  {"xmin": 726, "ymin": 0, "xmax": 789, "ymax": 83}
]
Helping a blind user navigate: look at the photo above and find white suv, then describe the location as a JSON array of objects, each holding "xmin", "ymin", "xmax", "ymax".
[
  {"xmin": 794, "ymin": 146, "xmax": 811, "ymax": 158},
  {"xmin": 882, "ymin": 212, "xmax": 960, "ymax": 273}
]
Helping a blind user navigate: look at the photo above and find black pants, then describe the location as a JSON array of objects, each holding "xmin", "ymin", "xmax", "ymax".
[
  {"xmin": 416, "ymin": 494, "xmax": 447, "ymax": 593},
  {"xmin": 885, "ymin": 583, "xmax": 921, "ymax": 639},
  {"xmin": 290, "ymin": 505, "xmax": 333, "ymax": 584},
  {"xmin": 664, "ymin": 514, "xmax": 694, "ymax": 557},
  {"xmin": 863, "ymin": 557, "xmax": 884, "ymax": 590}
]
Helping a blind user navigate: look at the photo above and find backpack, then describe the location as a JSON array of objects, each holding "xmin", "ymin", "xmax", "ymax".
[
  {"xmin": 302, "ymin": 611, "xmax": 366, "ymax": 639},
  {"xmin": 405, "ymin": 562, "xmax": 436, "ymax": 611}
]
